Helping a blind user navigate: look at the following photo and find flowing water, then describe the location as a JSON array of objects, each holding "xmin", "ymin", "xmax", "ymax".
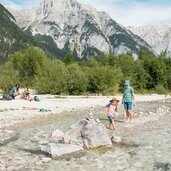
[{"xmin": 0, "ymin": 100, "xmax": 171, "ymax": 171}]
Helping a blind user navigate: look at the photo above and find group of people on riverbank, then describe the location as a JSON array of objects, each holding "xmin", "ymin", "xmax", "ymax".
[
  {"xmin": 106, "ymin": 80, "xmax": 135, "ymax": 130},
  {"xmin": 2, "ymin": 83, "xmax": 32, "ymax": 101}
]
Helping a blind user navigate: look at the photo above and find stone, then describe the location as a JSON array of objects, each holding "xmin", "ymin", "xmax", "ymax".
[
  {"xmin": 63, "ymin": 119, "xmax": 88, "ymax": 146},
  {"xmin": 81, "ymin": 122, "xmax": 112, "ymax": 148},
  {"xmin": 83, "ymin": 139, "xmax": 89, "ymax": 148},
  {"xmin": 39, "ymin": 140, "xmax": 49, "ymax": 145},
  {"xmin": 0, "ymin": 130, "xmax": 19, "ymax": 145},
  {"xmin": 41, "ymin": 157, "xmax": 52, "ymax": 163},
  {"xmin": 88, "ymin": 110, "xmax": 94, "ymax": 121},
  {"xmin": 40, "ymin": 143, "xmax": 83, "ymax": 159},
  {"xmin": 111, "ymin": 135, "xmax": 122, "ymax": 143},
  {"xmin": 138, "ymin": 112, "xmax": 144, "ymax": 115},
  {"xmin": 51, "ymin": 129, "xmax": 64, "ymax": 142},
  {"xmin": 148, "ymin": 112, "xmax": 153, "ymax": 115},
  {"xmin": 63, "ymin": 117, "xmax": 112, "ymax": 148},
  {"xmin": 95, "ymin": 119, "xmax": 101, "ymax": 123},
  {"xmin": 41, "ymin": 112, "xmax": 119, "ymax": 159}
]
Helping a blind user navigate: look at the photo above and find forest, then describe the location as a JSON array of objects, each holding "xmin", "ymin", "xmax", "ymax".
[{"xmin": 0, "ymin": 47, "xmax": 170, "ymax": 95}]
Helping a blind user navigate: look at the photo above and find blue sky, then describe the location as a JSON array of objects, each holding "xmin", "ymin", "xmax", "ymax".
[{"xmin": 0, "ymin": 0, "xmax": 171, "ymax": 26}]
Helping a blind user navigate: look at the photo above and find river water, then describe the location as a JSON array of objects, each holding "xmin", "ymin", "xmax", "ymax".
[{"xmin": 0, "ymin": 100, "xmax": 171, "ymax": 171}]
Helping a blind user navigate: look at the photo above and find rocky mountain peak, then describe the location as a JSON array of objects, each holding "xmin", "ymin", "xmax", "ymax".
[
  {"xmin": 7, "ymin": 0, "xmax": 150, "ymax": 59},
  {"xmin": 35, "ymin": 0, "xmax": 83, "ymax": 28},
  {"xmin": 128, "ymin": 24, "xmax": 171, "ymax": 56}
]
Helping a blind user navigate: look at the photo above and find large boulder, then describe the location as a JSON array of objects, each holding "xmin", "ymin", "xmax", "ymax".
[
  {"xmin": 81, "ymin": 121, "xmax": 112, "ymax": 148},
  {"xmin": 63, "ymin": 118, "xmax": 112, "ymax": 149},
  {"xmin": 63, "ymin": 119, "xmax": 88, "ymax": 146}
]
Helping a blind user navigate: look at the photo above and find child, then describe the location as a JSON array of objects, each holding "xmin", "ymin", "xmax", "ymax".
[
  {"xmin": 106, "ymin": 97, "xmax": 119, "ymax": 130},
  {"xmin": 22, "ymin": 88, "xmax": 32, "ymax": 101},
  {"xmin": 121, "ymin": 80, "xmax": 135, "ymax": 124}
]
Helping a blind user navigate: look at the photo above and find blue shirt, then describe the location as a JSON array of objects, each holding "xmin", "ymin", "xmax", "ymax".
[
  {"xmin": 9, "ymin": 87, "xmax": 18, "ymax": 96},
  {"xmin": 122, "ymin": 86, "xmax": 134, "ymax": 102}
]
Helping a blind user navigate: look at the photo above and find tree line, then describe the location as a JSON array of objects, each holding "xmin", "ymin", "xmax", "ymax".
[{"xmin": 0, "ymin": 48, "xmax": 171, "ymax": 95}]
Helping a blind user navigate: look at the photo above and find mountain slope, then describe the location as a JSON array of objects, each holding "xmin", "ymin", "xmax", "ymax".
[
  {"xmin": 0, "ymin": 4, "xmax": 41, "ymax": 63},
  {"xmin": 128, "ymin": 24, "xmax": 171, "ymax": 57},
  {"xmin": 8, "ymin": 0, "xmax": 151, "ymax": 60}
]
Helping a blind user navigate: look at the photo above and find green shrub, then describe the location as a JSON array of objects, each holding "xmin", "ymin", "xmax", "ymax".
[
  {"xmin": 86, "ymin": 66, "xmax": 123, "ymax": 95},
  {"xmin": 0, "ymin": 63, "xmax": 19, "ymax": 93},
  {"xmin": 34, "ymin": 58, "xmax": 68, "ymax": 94},
  {"xmin": 8, "ymin": 48, "xmax": 45, "ymax": 86},
  {"xmin": 66, "ymin": 64, "xmax": 88, "ymax": 95}
]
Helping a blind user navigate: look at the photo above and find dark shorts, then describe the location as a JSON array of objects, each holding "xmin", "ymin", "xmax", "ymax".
[
  {"xmin": 107, "ymin": 115, "xmax": 114, "ymax": 123},
  {"xmin": 124, "ymin": 101, "xmax": 132, "ymax": 110}
]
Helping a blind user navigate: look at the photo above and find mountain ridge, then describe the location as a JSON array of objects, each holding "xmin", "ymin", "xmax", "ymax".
[
  {"xmin": 7, "ymin": 0, "xmax": 150, "ymax": 59},
  {"xmin": 0, "ymin": 4, "xmax": 42, "ymax": 63},
  {"xmin": 128, "ymin": 24, "xmax": 171, "ymax": 57}
]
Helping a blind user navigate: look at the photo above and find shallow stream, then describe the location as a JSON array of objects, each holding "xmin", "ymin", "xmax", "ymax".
[{"xmin": 0, "ymin": 100, "xmax": 171, "ymax": 171}]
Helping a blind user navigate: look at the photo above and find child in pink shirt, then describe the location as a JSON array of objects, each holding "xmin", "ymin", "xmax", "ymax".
[{"xmin": 106, "ymin": 97, "xmax": 119, "ymax": 130}]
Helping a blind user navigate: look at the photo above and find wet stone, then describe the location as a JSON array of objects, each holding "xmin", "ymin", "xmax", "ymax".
[
  {"xmin": 40, "ymin": 143, "xmax": 83, "ymax": 159},
  {"xmin": 154, "ymin": 162, "xmax": 171, "ymax": 171},
  {"xmin": 0, "ymin": 130, "xmax": 19, "ymax": 145}
]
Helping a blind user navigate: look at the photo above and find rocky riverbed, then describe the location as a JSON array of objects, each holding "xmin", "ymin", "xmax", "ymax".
[{"xmin": 0, "ymin": 95, "xmax": 171, "ymax": 171}]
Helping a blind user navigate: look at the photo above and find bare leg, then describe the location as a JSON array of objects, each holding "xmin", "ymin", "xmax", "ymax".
[
  {"xmin": 125, "ymin": 110, "xmax": 133, "ymax": 123},
  {"xmin": 128, "ymin": 110, "xmax": 133, "ymax": 123},
  {"xmin": 109, "ymin": 123, "xmax": 113, "ymax": 129},
  {"xmin": 124, "ymin": 110, "xmax": 130, "ymax": 123},
  {"xmin": 109, "ymin": 122, "xmax": 116, "ymax": 130},
  {"xmin": 112, "ymin": 120, "xmax": 116, "ymax": 130}
]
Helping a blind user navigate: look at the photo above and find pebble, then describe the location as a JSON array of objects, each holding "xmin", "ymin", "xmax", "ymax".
[
  {"xmin": 41, "ymin": 157, "xmax": 52, "ymax": 163},
  {"xmin": 138, "ymin": 112, "xmax": 144, "ymax": 115}
]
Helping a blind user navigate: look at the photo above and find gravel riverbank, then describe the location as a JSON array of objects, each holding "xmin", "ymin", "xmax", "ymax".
[
  {"xmin": 0, "ymin": 94, "xmax": 171, "ymax": 171},
  {"xmin": 0, "ymin": 94, "xmax": 169, "ymax": 129}
]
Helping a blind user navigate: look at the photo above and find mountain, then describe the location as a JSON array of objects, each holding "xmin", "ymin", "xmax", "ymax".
[
  {"xmin": 0, "ymin": 4, "xmax": 41, "ymax": 63},
  {"xmin": 128, "ymin": 24, "xmax": 171, "ymax": 57},
  {"xmin": 8, "ymin": 0, "xmax": 150, "ymax": 60},
  {"xmin": 7, "ymin": 7, "xmax": 37, "ymax": 29}
]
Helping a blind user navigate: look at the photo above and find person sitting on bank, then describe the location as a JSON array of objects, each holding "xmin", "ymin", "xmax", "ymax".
[
  {"xmin": 22, "ymin": 88, "xmax": 32, "ymax": 101},
  {"xmin": 9, "ymin": 83, "xmax": 20, "ymax": 99}
]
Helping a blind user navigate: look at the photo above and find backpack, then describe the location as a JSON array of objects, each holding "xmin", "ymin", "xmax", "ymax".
[{"xmin": 34, "ymin": 96, "xmax": 40, "ymax": 102}]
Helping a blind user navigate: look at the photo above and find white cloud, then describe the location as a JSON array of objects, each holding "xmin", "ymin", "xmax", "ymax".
[
  {"xmin": 0, "ymin": 0, "xmax": 18, "ymax": 9},
  {"xmin": 0, "ymin": 0, "xmax": 39, "ymax": 9},
  {"xmin": 1, "ymin": 0, "xmax": 171, "ymax": 26},
  {"xmin": 78, "ymin": 0, "xmax": 171, "ymax": 26},
  {"xmin": 114, "ymin": 4, "xmax": 171, "ymax": 26}
]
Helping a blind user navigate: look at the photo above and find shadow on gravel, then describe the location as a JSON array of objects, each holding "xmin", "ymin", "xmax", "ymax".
[
  {"xmin": 18, "ymin": 148, "xmax": 51, "ymax": 157},
  {"xmin": 116, "ymin": 142, "xmax": 139, "ymax": 148},
  {"xmin": 153, "ymin": 162, "xmax": 171, "ymax": 171}
]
